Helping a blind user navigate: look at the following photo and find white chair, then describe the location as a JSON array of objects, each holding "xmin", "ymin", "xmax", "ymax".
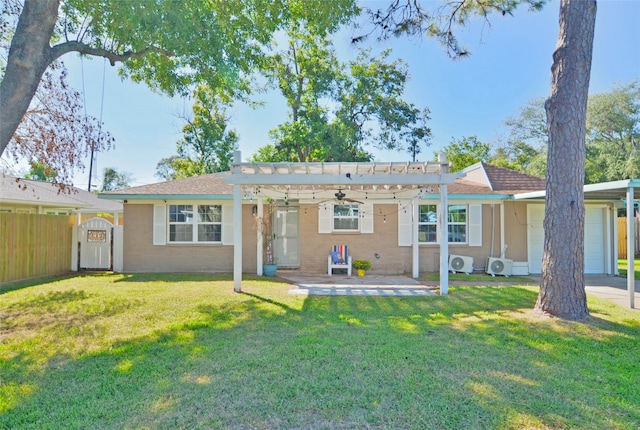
[{"xmin": 328, "ymin": 245, "xmax": 352, "ymax": 276}]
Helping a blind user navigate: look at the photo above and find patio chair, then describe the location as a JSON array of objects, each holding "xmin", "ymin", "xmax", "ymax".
[{"xmin": 328, "ymin": 245, "xmax": 352, "ymax": 276}]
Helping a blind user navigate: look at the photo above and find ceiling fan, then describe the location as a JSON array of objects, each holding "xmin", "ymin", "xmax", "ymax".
[{"xmin": 318, "ymin": 189, "xmax": 363, "ymax": 205}]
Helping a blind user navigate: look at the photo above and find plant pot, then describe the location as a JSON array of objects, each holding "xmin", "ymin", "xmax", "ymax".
[
  {"xmin": 263, "ymin": 264, "xmax": 277, "ymax": 277},
  {"xmin": 357, "ymin": 268, "xmax": 365, "ymax": 277}
]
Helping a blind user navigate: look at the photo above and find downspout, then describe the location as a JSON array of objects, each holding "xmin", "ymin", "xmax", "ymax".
[
  {"xmin": 500, "ymin": 202, "xmax": 505, "ymax": 259},
  {"xmin": 490, "ymin": 204, "xmax": 495, "ymax": 258}
]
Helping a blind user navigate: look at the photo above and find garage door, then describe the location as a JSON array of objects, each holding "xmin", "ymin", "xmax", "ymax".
[{"xmin": 527, "ymin": 205, "xmax": 605, "ymax": 274}]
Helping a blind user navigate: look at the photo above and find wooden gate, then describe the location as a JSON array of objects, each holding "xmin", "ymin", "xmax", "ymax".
[{"xmin": 78, "ymin": 217, "xmax": 113, "ymax": 270}]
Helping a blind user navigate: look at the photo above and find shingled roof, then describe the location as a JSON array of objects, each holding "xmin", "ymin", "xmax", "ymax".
[
  {"xmin": 0, "ymin": 174, "xmax": 122, "ymax": 212},
  {"xmin": 462, "ymin": 162, "xmax": 546, "ymax": 194},
  {"xmin": 99, "ymin": 163, "xmax": 545, "ymax": 199},
  {"xmin": 100, "ymin": 173, "xmax": 233, "ymax": 197}
]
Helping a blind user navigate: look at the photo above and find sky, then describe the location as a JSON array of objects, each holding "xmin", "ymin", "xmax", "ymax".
[{"xmin": 20, "ymin": 0, "xmax": 640, "ymax": 189}]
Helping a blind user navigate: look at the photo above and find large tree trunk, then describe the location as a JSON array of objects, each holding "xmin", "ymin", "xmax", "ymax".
[{"xmin": 536, "ymin": 0, "xmax": 597, "ymax": 320}]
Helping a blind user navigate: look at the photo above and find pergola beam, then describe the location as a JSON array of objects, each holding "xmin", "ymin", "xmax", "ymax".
[{"xmin": 227, "ymin": 173, "xmax": 459, "ymax": 186}]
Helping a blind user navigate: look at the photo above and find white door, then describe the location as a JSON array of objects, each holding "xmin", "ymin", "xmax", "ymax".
[
  {"xmin": 79, "ymin": 218, "xmax": 113, "ymax": 270},
  {"xmin": 527, "ymin": 205, "xmax": 605, "ymax": 274},
  {"xmin": 273, "ymin": 205, "xmax": 299, "ymax": 268},
  {"xmin": 527, "ymin": 205, "xmax": 545, "ymax": 274},
  {"xmin": 584, "ymin": 207, "xmax": 605, "ymax": 273}
]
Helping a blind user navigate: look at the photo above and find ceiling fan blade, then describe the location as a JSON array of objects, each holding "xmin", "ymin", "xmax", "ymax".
[{"xmin": 344, "ymin": 198, "xmax": 364, "ymax": 204}]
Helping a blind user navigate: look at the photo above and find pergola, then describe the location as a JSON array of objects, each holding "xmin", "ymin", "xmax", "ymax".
[
  {"xmin": 223, "ymin": 151, "xmax": 464, "ymax": 294},
  {"xmin": 516, "ymin": 178, "xmax": 639, "ymax": 308}
]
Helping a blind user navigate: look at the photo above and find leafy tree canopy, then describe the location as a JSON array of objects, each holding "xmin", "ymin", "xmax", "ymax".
[
  {"xmin": 440, "ymin": 136, "xmax": 491, "ymax": 172},
  {"xmin": 25, "ymin": 161, "xmax": 57, "ymax": 182},
  {"xmin": 156, "ymin": 86, "xmax": 239, "ymax": 180},
  {"xmin": 255, "ymin": 28, "xmax": 431, "ymax": 162},
  {"xmin": 0, "ymin": 0, "xmax": 359, "ymax": 157},
  {"xmin": 497, "ymin": 81, "xmax": 639, "ymax": 182},
  {"xmin": 100, "ymin": 167, "xmax": 131, "ymax": 191}
]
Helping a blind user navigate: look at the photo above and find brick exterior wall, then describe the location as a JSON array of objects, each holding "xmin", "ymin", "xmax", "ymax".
[
  {"xmin": 122, "ymin": 201, "xmax": 525, "ymax": 275},
  {"xmin": 122, "ymin": 203, "xmax": 257, "ymax": 273}
]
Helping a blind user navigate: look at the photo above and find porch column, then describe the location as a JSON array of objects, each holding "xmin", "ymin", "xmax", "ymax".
[
  {"xmin": 627, "ymin": 186, "xmax": 635, "ymax": 308},
  {"xmin": 439, "ymin": 153, "xmax": 449, "ymax": 295},
  {"xmin": 257, "ymin": 196, "xmax": 264, "ymax": 276},
  {"xmin": 412, "ymin": 199, "xmax": 419, "ymax": 278},
  {"xmin": 233, "ymin": 151, "xmax": 243, "ymax": 293}
]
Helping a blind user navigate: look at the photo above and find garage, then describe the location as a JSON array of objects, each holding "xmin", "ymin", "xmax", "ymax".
[{"xmin": 527, "ymin": 205, "xmax": 606, "ymax": 274}]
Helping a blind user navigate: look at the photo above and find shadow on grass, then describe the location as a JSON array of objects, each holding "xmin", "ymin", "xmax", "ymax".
[{"xmin": 1, "ymin": 282, "xmax": 639, "ymax": 429}]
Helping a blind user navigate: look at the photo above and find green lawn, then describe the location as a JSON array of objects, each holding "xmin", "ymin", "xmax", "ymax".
[
  {"xmin": 1, "ymin": 273, "xmax": 639, "ymax": 429},
  {"xmin": 619, "ymin": 258, "xmax": 640, "ymax": 278}
]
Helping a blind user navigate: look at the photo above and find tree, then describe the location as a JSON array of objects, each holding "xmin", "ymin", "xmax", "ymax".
[
  {"xmin": 535, "ymin": 0, "xmax": 597, "ymax": 320},
  {"xmin": 363, "ymin": 0, "xmax": 596, "ymax": 320},
  {"xmin": 156, "ymin": 86, "xmax": 238, "ymax": 180},
  {"xmin": 499, "ymin": 83, "xmax": 639, "ymax": 182},
  {"xmin": 0, "ymin": 0, "xmax": 358, "ymax": 156},
  {"xmin": 25, "ymin": 161, "xmax": 57, "ymax": 182},
  {"xmin": 100, "ymin": 167, "xmax": 131, "ymax": 191},
  {"xmin": 1, "ymin": 2, "xmax": 113, "ymax": 185},
  {"xmin": 440, "ymin": 136, "xmax": 491, "ymax": 172},
  {"xmin": 496, "ymin": 97, "xmax": 548, "ymax": 176},
  {"xmin": 260, "ymin": 28, "xmax": 431, "ymax": 162},
  {"xmin": 585, "ymin": 81, "xmax": 640, "ymax": 183}
]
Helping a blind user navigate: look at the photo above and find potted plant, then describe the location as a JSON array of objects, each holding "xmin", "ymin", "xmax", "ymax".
[
  {"xmin": 352, "ymin": 259, "xmax": 371, "ymax": 277},
  {"xmin": 263, "ymin": 239, "xmax": 278, "ymax": 276}
]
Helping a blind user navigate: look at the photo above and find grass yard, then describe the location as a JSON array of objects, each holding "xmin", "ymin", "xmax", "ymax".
[
  {"xmin": 619, "ymin": 258, "xmax": 640, "ymax": 279},
  {"xmin": 421, "ymin": 272, "xmax": 535, "ymax": 284},
  {"xmin": 1, "ymin": 273, "xmax": 639, "ymax": 429}
]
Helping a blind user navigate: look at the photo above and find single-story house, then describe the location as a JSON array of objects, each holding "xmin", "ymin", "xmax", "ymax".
[{"xmin": 99, "ymin": 154, "xmax": 638, "ymax": 297}]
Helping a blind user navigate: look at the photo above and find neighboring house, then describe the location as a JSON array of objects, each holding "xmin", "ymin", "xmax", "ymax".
[
  {"xmin": 1, "ymin": 175, "xmax": 124, "ymax": 284},
  {"xmin": 100, "ymin": 157, "xmax": 636, "ymax": 281},
  {"xmin": 0, "ymin": 174, "xmax": 123, "ymax": 221}
]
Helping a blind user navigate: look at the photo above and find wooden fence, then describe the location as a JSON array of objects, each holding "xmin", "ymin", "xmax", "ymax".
[
  {"xmin": 0, "ymin": 213, "xmax": 74, "ymax": 285},
  {"xmin": 618, "ymin": 217, "xmax": 640, "ymax": 259}
]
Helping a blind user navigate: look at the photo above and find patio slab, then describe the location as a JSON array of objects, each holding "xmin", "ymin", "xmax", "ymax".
[{"xmin": 281, "ymin": 274, "xmax": 437, "ymax": 297}]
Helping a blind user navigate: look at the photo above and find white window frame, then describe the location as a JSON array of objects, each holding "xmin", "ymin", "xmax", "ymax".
[
  {"xmin": 418, "ymin": 204, "xmax": 468, "ymax": 244},
  {"xmin": 168, "ymin": 203, "xmax": 222, "ymax": 243},
  {"xmin": 333, "ymin": 203, "xmax": 360, "ymax": 232}
]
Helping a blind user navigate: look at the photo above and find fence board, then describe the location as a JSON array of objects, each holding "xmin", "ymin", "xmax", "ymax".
[
  {"xmin": 0, "ymin": 213, "xmax": 74, "ymax": 285},
  {"xmin": 618, "ymin": 217, "xmax": 640, "ymax": 259}
]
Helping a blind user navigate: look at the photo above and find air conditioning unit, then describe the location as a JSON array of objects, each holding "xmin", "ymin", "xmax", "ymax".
[
  {"xmin": 449, "ymin": 255, "xmax": 474, "ymax": 274},
  {"xmin": 486, "ymin": 257, "xmax": 513, "ymax": 277}
]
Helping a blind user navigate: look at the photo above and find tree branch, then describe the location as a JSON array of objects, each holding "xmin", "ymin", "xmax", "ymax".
[{"xmin": 50, "ymin": 41, "xmax": 174, "ymax": 66}]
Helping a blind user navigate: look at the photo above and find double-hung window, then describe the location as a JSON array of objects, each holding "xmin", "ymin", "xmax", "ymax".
[
  {"xmin": 418, "ymin": 204, "xmax": 467, "ymax": 243},
  {"xmin": 333, "ymin": 204, "xmax": 359, "ymax": 231},
  {"xmin": 169, "ymin": 204, "xmax": 222, "ymax": 243}
]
